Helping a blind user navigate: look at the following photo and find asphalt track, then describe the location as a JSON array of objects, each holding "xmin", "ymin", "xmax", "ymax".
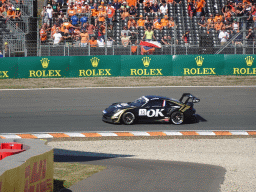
[
  {"xmin": 0, "ymin": 87, "xmax": 255, "ymax": 134},
  {"xmin": 54, "ymin": 149, "xmax": 226, "ymax": 192}
]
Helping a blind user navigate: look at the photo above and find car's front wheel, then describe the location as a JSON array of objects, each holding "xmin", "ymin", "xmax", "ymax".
[
  {"xmin": 170, "ymin": 111, "xmax": 184, "ymax": 125},
  {"xmin": 122, "ymin": 112, "xmax": 135, "ymax": 125}
]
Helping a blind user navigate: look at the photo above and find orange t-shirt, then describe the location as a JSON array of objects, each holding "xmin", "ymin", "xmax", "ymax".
[
  {"xmin": 67, "ymin": 8, "xmax": 76, "ymax": 16},
  {"xmin": 40, "ymin": 28, "xmax": 47, "ymax": 41},
  {"xmin": 128, "ymin": 20, "xmax": 136, "ymax": 28},
  {"xmin": 89, "ymin": 39, "xmax": 98, "ymax": 47},
  {"xmin": 207, "ymin": 18, "xmax": 214, "ymax": 24},
  {"xmin": 161, "ymin": 19, "xmax": 168, "ymax": 27},
  {"xmin": 80, "ymin": 32, "xmax": 89, "ymax": 43},
  {"xmin": 76, "ymin": 7, "xmax": 83, "ymax": 14},
  {"xmin": 98, "ymin": 11, "xmax": 106, "ymax": 22},
  {"xmin": 169, "ymin": 21, "xmax": 175, "ymax": 27},
  {"xmin": 122, "ymin": 11, "xmax": 129, "ymax": 18},
  {"xmin": 0, "ymin": 6, "xmax": 6, "ymax": 13},
  {"xmin": 154, "ymin": 22, "xmax": 162, "ymax": 30},
  {"xmin": 7, "ymin": 10, "xmax": 15, "ymax": 18},
  {"xmin": 214, "ymin": 15, "xmax": 223, "ymax": 22},
  {"xmin": 137, "ymin": 19, "xmax": 145, "ymax": 27},
  {"xmin": 61, "ymin": 22, "xmax": 72, "ymax": 32},
  {"xmin": 107, "ymin": 7, "xmax": 115, "ymax": 18},
  {"xmin": 98, "ymin": 5, "xmax": 106, "ymax": 11},
  {"xmin": 51, "ymin": 26, "xmax": 57, "ymax": 36},
  {"xmin": 127, "ymin": 0, "xmax": 136, "ymax": 7},
  {"xmin": 91, "ymin": 9, "xmax": 98, "ymax": 17},
  {"xmin": 196, "ymin": 1, "xmax": 204, "ymax": 12}
]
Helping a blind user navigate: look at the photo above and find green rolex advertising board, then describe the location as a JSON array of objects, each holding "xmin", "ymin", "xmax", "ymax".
[
  {"xmin": 225, "ymin": 55, "xmax": 256, "ymax": 75},
  {"xmin": 172, "ymin": 55, "xmax": 225, "ymax": 76},
  {"xmin": 0, "ymin": 58, "xmax": 18, "ymax": 79},
  {"xmin": 121, "ymin": 55, "xmax": 173, "ymax": 76},
  {"xmin": 69, "ymin": 56, "xmax": 121, "ymax": 77},
  {"xmin": 0, "ymin": 55, "xmax": 255, "ymax": 79},
  {"xmin": 18, "ymin": 56, "xmax": 70, "ymax": 78}
]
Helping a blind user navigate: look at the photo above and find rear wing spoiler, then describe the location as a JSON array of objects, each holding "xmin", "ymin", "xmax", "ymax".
[{"xmin": 179, "ymin": 93, "xmax": 200, "ymax": 104}]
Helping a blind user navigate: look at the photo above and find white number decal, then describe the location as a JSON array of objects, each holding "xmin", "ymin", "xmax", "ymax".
[{"xmin": 139, "ymin": 109, "xmax": 147, "ymax": 116}]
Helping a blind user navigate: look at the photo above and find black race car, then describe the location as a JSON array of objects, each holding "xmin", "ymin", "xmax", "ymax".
[{"xmin": 102, "ymin": 93, "xmax": 200, "ymax": 125}]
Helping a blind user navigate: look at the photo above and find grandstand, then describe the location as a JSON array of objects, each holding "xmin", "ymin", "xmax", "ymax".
[
  {"xmin": 0, "ymin": 0, "xmax": 37, "ymax": 57},
  {"xmin": 1, "ymin": 0, "xmax": 256, "ymax": 57}
]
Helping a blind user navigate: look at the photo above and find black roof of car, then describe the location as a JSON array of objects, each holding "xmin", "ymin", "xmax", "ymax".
[
  {"xmin": 145, "ymin": 95, "xmax": 170, "ymax": 100},
  {"xmin": 144, "ymin": 95, "xmax": 181, "ymax": 103}
]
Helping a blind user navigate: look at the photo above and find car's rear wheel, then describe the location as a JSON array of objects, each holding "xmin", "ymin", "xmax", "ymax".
[
  {"xmin": 122, "ymin": 112, "xmax": 135, "ymax": 125},
  {"xmin": 170, "ymin": 111, "xmax": 184, "ymax": 125}
]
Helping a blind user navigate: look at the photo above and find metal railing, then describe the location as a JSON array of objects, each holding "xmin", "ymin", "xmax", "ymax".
[
  {"xmin": 39, "ymin": 43, "xmax": 256, "ymax": 56},
  {"xmin": 3, "ymin": 34, "xmax": 26, "ymax": 57},
  {"xmin": 9, "ymin": 0, "xmax": 34, "ymax": 17}
]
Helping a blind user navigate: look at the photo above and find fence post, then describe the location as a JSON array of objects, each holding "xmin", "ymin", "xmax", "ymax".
[
  {"xmin": 252, "ymin": 41, "xmax": 254, "ymax": 55},
  {"xmin": 242, "ymin": 18, "xmax": 246, "ymax": 55},
  {"xmin": 88, "ymin": 44, "xmax": 90, "ymax": 56}
]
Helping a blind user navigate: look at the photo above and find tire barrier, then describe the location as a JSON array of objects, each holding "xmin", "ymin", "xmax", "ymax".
[{"xmin": 0, "ymin": 139, "xmax": 53, "ymax": 192}]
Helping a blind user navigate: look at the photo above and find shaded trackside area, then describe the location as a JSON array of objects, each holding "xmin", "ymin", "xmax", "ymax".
[{"xmin": 54, "ymin": 149, "xmax": 226, "ymax": 192}]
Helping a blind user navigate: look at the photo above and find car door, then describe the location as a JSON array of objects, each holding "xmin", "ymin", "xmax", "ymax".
[{"xmin": 138, "ymin": 99, "xmax": 167, "ymax": 122}]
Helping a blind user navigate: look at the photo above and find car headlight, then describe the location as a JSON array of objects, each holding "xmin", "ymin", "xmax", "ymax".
[{"xmin": 112, "ymin": 109, "xmax": 125, "ymax": 119}]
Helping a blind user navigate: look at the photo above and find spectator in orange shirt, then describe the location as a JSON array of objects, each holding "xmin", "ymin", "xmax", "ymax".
[
  {"xmin": 73, "ymin": 28, "xmax": 81, "ymax": 38},
  {"xmin": 121, "ymin": 8, "xmax": 130, "ymax": 20},
  {"xmin": 7, "ymin": 7, "xmax": 15, "ymax": 19},
  {"xmin": 97, "ymin": 7, "xmax": 106, "ymax": 23},
  {"xmin": 98, "ymin": 1, "xmax": 106, "ymax": 11},
  {"xmin": 89, "ymin": 36, "xmax": 98, "ymax": 47},
  {"xmin": 195, "ymin": 0, "xmax": 205, "ymax": 18},
  {"xmin": 215, "ymin": 19, "xmax": 223, "ymax": 31},
  {"xmin": 61, "ymin": 20, "xmax": 78, "ymax": 32},
  {"xmin": 161, "ymin": 15, "xmax": 169, "ymax": 27},
  {"xmin": 207, "ymin": 14, "xmax": 214, "ymax": 24},
  {"xmin": 153, "ymin": 19, "xmax": 163, "ymax": 30},
  {"xmin": 91, "ymin": 4, "xmax": 98, "ymax": 26},
  {"xmin": 106, "ymin": 2, "xmax": 115, "ymax": 30},
  {"xmin": 167, "ymin": 0, "xmax": 175, "ymax": 5},
  {"xmin": 214, "ymin": 13, "xmax": 223, "ymax": 22},
  {"xmin": 128, "ymin": 16, "xmax": 136, "ymax": 29},
  {"xmin": 168, "ymin": 17, "xmax": 176, "ymax": 28},
  {"xmin": 0, "ymin": 4, "xmax": 6, "ymax": 18},
  {"xmin": 137, "ymin": 15, "xmax": 145, "ymax": 29},
  {"xmin": 51, "ymin": 23, "xmax": 57, "ymax": 38},
  {"xmin": 76, "ymin": 3, "xmax": 83, "ymax": 15},
  {"xmin": 80, "ymin": 29, "xmax": 89, "ymax": 47},
  {"xmin": 40, "ymin": 23, "xmax": 48, "ymax": 44},
  {"xmin": 67, "ymin": 4, "xmax": 76, "ymax": 18}
]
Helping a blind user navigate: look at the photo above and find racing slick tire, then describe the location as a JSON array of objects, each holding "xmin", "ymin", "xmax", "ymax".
[
  {"xmin": 170, "ymin": 110, "xmax": 184, "ymax": 125},
  {"xmin": 122, "ymin": 112, "xmax": 135, "ymax": 125}
]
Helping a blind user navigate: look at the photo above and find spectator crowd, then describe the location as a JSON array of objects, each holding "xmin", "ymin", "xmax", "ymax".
[{"xmin": 39, "ymin": 0, "xmax": 256, "ymax": 48}]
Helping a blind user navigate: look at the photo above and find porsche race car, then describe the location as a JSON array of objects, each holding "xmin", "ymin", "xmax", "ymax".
[{"xmin": 102, "ymin": 93, "xmax": 200, "ymax": 125}]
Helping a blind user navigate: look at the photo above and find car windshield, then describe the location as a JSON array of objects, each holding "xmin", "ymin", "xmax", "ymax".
[{"xmin": 131, "ymin": 96, "xmax": 147, "ymax": 106}]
